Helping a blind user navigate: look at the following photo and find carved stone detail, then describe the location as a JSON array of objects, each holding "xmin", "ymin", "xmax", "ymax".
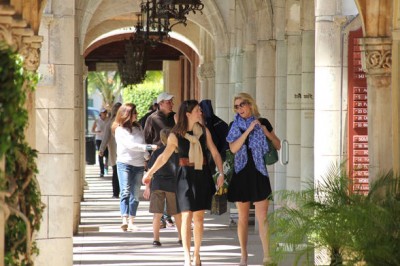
[
  {"xmin": 198, "ymin": 62, "xmax": 215, "ymax": 79},
  {"xmin": 20, "ymin": 41, "xmax": 41, "ymax": 71},
  {"xmin": 0, "ymin": 10, "xmax": 43, "ymax": 71},
  {"xmin": 0, "ymin": 23, "xmax": 13, "ymax": 45},
  {"xmin": 359, "ymin": 38, "xmax": 392, "ymax": 75},
  {"xmin": 365, "ymin": 50, "xmax": 392, "ymax": 70}
]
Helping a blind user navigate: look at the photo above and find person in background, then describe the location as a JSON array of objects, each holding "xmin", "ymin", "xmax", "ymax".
[
  {"xmin": 92, "ymin": 108, "xmax": 109, "ymax": 177},
  {"xmin": 144, "ymin": 92, "xmax": 176, "ymax": 146},
  {"xmin": 199, "ymin": 99, "xmax": 229, "ymax": 173},
  {"xmin": 99, "ymin": 102, "xmax": 122, "ymax": 198},
  {"xmin": 143, "ymin": 128, "xmax": 182, "ymax": 247},
  {"xmin": 139, "ymin": 100, "xmax": 158, "ymax": 129},
  {"xmin": 226, "ymin": 92, "xmax": 281, "ymax": 266},
  {"xmin": 144, "ymin": 91, "xmax": 176, "ymax": 228},
  {"xmin": 143, "ymin": 100, "xmax": 224, "ymax": 266},
  {"xmin": 112, "ymin": 103, "xmax": 157, "ymax": 231}
]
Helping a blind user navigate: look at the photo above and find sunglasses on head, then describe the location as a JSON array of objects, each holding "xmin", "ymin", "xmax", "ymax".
[{"xmin": 234, "ymin": 101, "xmax": 248, "ymax": 110}]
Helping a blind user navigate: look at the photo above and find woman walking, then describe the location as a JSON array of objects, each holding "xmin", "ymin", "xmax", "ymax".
[
  {"xmin": 143, "ymin": 100, "xmax": 224, "ymax": 266},
  {"xmin": 226, "ymin": 92, "xmax": 281, "ymax": 266},
  {"xmin": 112, "ymin": 103, "xmax": 157, "ymax": 231}
]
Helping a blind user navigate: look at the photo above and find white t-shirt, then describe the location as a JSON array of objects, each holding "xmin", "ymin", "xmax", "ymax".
[
  {"xmin": 115, "ymin": 126, "xmax": 150, "ymax": 167},
  {"xmin": 94, "ymin": 118, "xmax": 107, "ymax": 141}
]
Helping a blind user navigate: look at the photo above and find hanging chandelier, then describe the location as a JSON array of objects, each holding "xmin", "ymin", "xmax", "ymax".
[
  {"xmin": 140, "ymin": 0, "xmax": 204, "ymax": 42},
  {"xmin": 117, "ymin": 0, "xmax": 204, "ymax": 86},
  {"xmin": 118, "ymin": 20, "xmax": 148, "ymax": 86},
  {"xmin": 140, "ymin": 0, "xmax": 170, "ymax": 43},
  {"xmin": 160, "ymin": 0, "xmax": 204, "ymax": 27}
]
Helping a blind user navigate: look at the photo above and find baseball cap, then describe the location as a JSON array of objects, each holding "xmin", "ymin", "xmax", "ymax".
[
  {"xmin": 157, "ymin": 92, "xmax": 174, "ymax": 103},
  {"xmin": 100, "ymin": 108, "xmax": 107, "ymax": 113}
]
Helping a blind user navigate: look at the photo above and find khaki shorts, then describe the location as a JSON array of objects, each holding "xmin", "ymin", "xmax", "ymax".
[{"xmin": 149, "ymin": 190, "xmax": 179, "ymax": 215}]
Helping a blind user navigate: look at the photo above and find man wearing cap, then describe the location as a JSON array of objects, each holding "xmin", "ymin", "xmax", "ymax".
[
  {"xmin": 92, "ymin": 108, "xmax": 109, "ymax": 177},
  {"xmin": 143, "ymin": 92, "xmax": 175, "ymax": 146},
  {"xmin": 143, "ymin": 92, "xmax": 176, "ymax": 228}
]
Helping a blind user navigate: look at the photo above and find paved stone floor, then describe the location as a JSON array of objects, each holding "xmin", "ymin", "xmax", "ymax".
[{"xmin": 73, "ymin": 165, "xmax": 267, "ymax": 266}]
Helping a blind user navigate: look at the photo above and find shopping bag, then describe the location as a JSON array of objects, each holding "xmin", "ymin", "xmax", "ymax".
[
  {"xmin": 264, "ymin": 138, "xmax": 278, "ymax": 165},
  {"xmin": 210, "ymin": 187, "xmax": 227, "ymax": 215}
]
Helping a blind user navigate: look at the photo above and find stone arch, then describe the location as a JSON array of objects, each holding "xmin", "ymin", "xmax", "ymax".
[{"xmin": 353, "ymin": 0, "xmax": 392, "ymax": 37}]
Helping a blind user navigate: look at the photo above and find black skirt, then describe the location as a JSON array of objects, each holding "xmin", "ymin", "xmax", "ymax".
[
  {"xmin": 227, "ymin": 149, "xmax": 272, "ymax": 203},
  {"xmin": 176, "ymin": 165, "xmax": 216, "ymax": 212}
]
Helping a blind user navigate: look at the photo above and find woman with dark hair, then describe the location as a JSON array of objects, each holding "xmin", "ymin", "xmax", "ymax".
[
  {"xmin": 112, "ymin": 103, "xmax": 157, "ymax": 231},
  {"xmin": 226, "ymin": 92, "xmax": 281, "ymax": 266},
  {"xmin": 143, "ymin": 100, "xmax": 225, "ymax": 266}
]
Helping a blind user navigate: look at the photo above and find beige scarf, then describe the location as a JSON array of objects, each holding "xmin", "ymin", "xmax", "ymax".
[{"xmin": 184, "ymin": 122, "xmax": 204, "ymax": 170}]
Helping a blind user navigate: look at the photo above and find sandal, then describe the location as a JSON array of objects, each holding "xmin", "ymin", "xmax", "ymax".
[{"xmin": 152, "ymin": 240, "xmax": 162, "ymax": 246}]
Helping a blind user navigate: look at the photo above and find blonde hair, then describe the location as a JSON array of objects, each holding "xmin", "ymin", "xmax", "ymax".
[{"xmin": 232, "ymin": 92, "xmax": 260, "ymax": 117}]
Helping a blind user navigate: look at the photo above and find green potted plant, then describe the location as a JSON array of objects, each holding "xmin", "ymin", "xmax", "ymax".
[{"xmin": 268, "ymin": 163, "xmax": 400, "ymax": 266}]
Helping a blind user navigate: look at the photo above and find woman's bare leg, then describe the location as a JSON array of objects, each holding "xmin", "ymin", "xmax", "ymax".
[
  {"xmin": 192, "ymin": 210, "xmax": 205, "ymax": 265},
  {"xmin": 173, "ymin": 213, "xmax": 182, "ymax": 242},
  {"xmin": 254, "ymin": 199, "xmax": 270, "ymax": 261},
  {"xmin": 236, "ymin": 202, "xmax": 250, "ymax": 264},
  {"xmin": 181, "ymin": 211, "xmax": 193, "ymax": 265}
]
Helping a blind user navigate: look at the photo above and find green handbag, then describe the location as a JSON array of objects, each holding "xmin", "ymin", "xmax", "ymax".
[{"xmin": 264, "ymin": 138, "xmax": 279, "ymax": 165}]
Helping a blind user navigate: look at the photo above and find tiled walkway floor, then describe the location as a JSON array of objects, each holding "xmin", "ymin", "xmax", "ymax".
[{"xmin": 73, "ymin": 165, "xmax": 266, "ymax": 266}]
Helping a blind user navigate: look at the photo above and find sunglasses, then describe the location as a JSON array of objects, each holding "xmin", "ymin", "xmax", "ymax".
[{"xmin": 234, "ymin": 101, "xmax": 248, "ymax": 110}]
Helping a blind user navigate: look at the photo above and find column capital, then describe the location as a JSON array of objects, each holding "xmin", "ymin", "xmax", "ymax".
[
  {"xmin": 0, "ymin": 10, "xmax": 43, "ymax": 71},
  {"xmin": 198, "ymin": 62, "xmax": 215, "ymax": 80},
  {"xmin": 359, "ymin": 37, "xmax": 392, "ymax": 75}
]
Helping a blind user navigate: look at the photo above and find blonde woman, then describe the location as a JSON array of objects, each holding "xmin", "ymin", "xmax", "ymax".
[{"xmin": 226, "ymin": 92, "xmax": 280, "ymax": 266}]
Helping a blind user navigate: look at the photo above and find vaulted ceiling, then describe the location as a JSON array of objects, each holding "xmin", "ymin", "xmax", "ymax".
[{"xmin": 84, "ymin": 33, "xmax": 184, "ymax": 71}]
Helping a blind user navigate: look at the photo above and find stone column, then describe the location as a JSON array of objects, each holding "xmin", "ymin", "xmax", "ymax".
[
  {"xmin": 359, "ymin": 38, "xmax": 392, "ymax": 182},
  {"xmin": 256, "ymin": 39, "xmax": 280, "ymax": 190},
  {"xmin": 272, "ymin": 0, "xmax": 288, "ymax": 192},
  {"xmin": 315, "ymin": 0, "xmax": 344, "ymax": 185},
  {"xmin": 34, "ymin": 0, "xmax": 75, "ymax": 264},
  {"xmin": 215, "ymin": 55, "xmax": 231, "ymax": 122},
  {"xmin": 300, "ymin": 0, "xmax": 315, "ymax": 188},
  {"xmin": 392, "ymin": 31, "xmax": 400, "ymax": 174},
  {"xmin": 73, "ymin": 33, "xmax": 84, "ymax": 234},
  {"xmin": 243, "ymin": 44, "xmax": 256, "ymax": 96},
  {"xmin": 198, "ymin": 62, "xmax": 215, "ymax": 103}
]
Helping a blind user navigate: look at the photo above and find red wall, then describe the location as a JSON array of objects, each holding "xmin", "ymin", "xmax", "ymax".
[{"xmin": 348, "ymin": 28, "xmax": 369, "ymax": 192}]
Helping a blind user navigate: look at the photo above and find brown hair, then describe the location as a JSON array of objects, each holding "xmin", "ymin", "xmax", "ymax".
[
  {"xmin": 233, "ymin": 92, "xmax": 260, "ymax": 118},
  {"xmin": 112, "ymin": 103, "xmax": 139, "ymax": 134},
  {"xmin": 172, "ymin": 100, "xmax": 204, "ymax": 137},
  {"xmin": 160, "ymin": 127, "xmax": 171, "ymax": 145}
]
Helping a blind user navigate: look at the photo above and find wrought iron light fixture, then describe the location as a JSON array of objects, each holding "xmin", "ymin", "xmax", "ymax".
[
  {"xmin": 140, "ymin": 0, "xmax": 204, "ymax": 41},
  {"xmin": 140, "ymin": 0, "xmax": 170, "ymax": 43},
  {"xmin": 118, "ymin": 16, "xmax": 148, "ymax": 86},
  {"xmin": 160, "ymin": 0, "xmax": 204, "ymax": 27},
  {"xmin": 118, "ymin": 0, "xmax": 204, "ymax": 86}
]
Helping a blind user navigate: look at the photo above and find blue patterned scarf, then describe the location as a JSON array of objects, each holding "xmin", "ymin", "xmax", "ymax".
[{"xmin": 226, "ymin": 114, "xmax": 268, "ymax": 176}]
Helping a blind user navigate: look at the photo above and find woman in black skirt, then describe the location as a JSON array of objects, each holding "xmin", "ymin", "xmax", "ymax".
[
  {"xmin": 226, "ymin": 92, "xmax": 281, "ymax": 266},
  {"xmin": 143, "ymin": 100, "xmax": 224, "ymax": 266}
]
